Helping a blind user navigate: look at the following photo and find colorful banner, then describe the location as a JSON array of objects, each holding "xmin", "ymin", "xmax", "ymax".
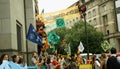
[
  {"xmin": 38, "ymin": 6, "xmax": 80, "ymax": 24},
  {"xmin": 79, "ymin": 64, "xmax": 92, "ymax": 69},
  {"xmin": 37, "ymin": 6, "xmax": 81, "ymax": 33}
]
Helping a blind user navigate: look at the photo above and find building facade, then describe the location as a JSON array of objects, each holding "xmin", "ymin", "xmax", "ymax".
[
  {"xmin": 0, "ymin": 0, "xmax": 39, "ymax": 64},
  {"xmin": 79, "ymin": 0, "xmax": 120, "ymax": 51}
]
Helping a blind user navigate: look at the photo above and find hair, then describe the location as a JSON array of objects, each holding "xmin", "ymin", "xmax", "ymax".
[
  {"xmin": 32, "ymin": 52, "xmax": 37, "ymax": 57},
  {"xmin": 101, "ymin": 53, "xmax": 106, "ymax": 59},
  {"xmin": 18, "ymin": 57, "xmax": 23, "ymax": 64},
  {"xmin": 110, "ymin": 47, "xmax": 117, "ymax": 54},
  {"xmin": 92, "ymin": 55, "xmax": 96, "ymax": 64},
  {"xmin": 0, "ymin": 54, "xmax": 8, "ymax": 65},
  {"xmin": 12, "ymin": 55, "xmax": 17, "ymax": 63}
]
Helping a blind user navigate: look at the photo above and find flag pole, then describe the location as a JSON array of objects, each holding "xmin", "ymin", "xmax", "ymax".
[
  {"xmin": 79, "ymin": 0, "xmax": 89, "ymax": 59},
  {"xmin": 24, "ymin": 0, "xmax": 29, "ymax": 65}
]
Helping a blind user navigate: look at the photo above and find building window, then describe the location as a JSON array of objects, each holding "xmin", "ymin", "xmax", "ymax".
[
  {"xmin": 103, "ymin": 15, "xmax": 108, "ymax": 24},
  {"xmin": 70, "ymin": 21, "xmax": 72, "ymax": 23},
  {"xmin": 89, "ymin": 20, "xmax": 91, "ymax": 24},
  {"xmin": 93, "ymin": 9, "xmax": 96, "ymax": 16},
  {"xmin": 102, "ymin": 5, "xmax": 107, "ymax": 12},
  {"xmin": 76, "ymin": 17, "xmax": 78, "ymax": 20},
  {"xmin": 73, "ymin": 19, "xmax": 75, "ymax": 22},
  {"xmin": 93, "ymin": 18, "xmax": 97, "ymax": 25},
  {"xmin": 16, "ymin": 21, "xmax": 22, "ymax": 52},
  {"xmin": 88, "ymin": 11, "xmax": 91, "ymax": 18}
]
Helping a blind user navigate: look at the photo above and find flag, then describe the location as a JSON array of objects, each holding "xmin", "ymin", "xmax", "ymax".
[
  {"xmin": 48, "ymin": 32, "xmax": 60, "ymax": 44},
  {"xmin": 65, "ymin": 43, "xmax": 71, "ymax": 55},
  {"xmin": 56, "ymin": 18, "xmax": 65, "ymax": 28},
  {"xmin": 101, "ymin": 40, "xmax": 111, "ymax": 52},
  {"xmin": 78, "ymin": 41, "xmax": 84, "ymax": 52},
  {"xmin": 41, "ymin": 9, "xmax": 44, "ymax": 14},
  {"xmin": 26, "ymin": 24, "xmax": 42, "ymax": 46}
]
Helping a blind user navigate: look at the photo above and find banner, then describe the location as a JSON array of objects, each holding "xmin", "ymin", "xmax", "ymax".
[
  {"xmin": 46, "ymin": 6, "xmax": 79, "ymax": 23},
  {"xmin": 37, "ymin": 6, "xmax": 81, "ymax": 33},
  {"xmin": 79, "ymin": 64, "xmax": 92, "ymax": 69},
  {"xmin": 37, "ymin": 6, "xmax": 80, "ymax": 24}
]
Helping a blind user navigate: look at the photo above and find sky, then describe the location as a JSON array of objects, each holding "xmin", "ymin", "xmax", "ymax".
[{"xmin": 38, "ymin": 0, "xmax": 79, "ymax": 13}]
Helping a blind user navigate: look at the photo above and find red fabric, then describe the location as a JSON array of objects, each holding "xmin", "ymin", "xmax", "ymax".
[{"xmin": 52, "ymin": 60, "xmax": 60, "ymax": 69}]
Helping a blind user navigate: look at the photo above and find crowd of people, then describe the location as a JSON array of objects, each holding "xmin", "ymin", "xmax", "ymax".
[
  {"xmin": 0, "ymin": 54, "xmax": 27, "ymax": 69},
  {"xmin": 0, "ymin": 47, "xmax": 120, "ymax": 69}
]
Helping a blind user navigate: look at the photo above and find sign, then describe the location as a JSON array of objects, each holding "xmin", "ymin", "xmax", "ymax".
[
  {"xmin": 101, "ymin": 40, "xmax": 111, "ymax": 52},
  {"xmin": 48, "ymin": 32, "xmax": 60, "ymax": 44},
  {"xmin": 79, "ymin": 64, "xmax": 92, "ymax": 69},
  {"xmin": 56, "ymin": 18, "xmax": 65, "ymax": 28}
]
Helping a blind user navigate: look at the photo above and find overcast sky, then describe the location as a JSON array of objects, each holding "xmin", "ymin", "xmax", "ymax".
[{"xmin": 38, "ymin": 0, "xmax": 78, "ymax": 13}]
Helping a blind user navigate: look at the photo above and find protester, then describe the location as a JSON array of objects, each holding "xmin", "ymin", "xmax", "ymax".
[
  {"xmin": 92, "ymin": 55, "xmax": 100, "ymax": 69},
  {"xmin": 70, "ymin": 56, "xmax": 77, "ymax": 69},
  {"xmin": 107, "ymin": 47, "xmax": 120, "ymax": 69},
  {"xmin": 18, "ymin": 56, "xmax": 27, "ymax": 69},
  {"xmin": 31, "ymin": 52, "xmax": 44, "ymax": 69},
  {"xmin": 100, "ymin": 53, "xmax": 107, "ymax": 69},
  {"xmin": 52, "ymin": 56, "xmax": 60, "ymax": 69},
  {"xmin": 0, "ymin": 54, "xmax": 10, "ymax": 69}
]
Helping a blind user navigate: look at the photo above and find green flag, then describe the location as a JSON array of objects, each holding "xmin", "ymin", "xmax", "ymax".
[
  {"xmin": 56, "ymin": 18, "xmax": 65, "ymax": 28},
  {"xmin": 65, "ymin": 43, "xmax": 71, "ymax": 55},
  {"xmin": 48, "ymin": 32, "xmax": 60, "ymax": 44},
  {"xmin": 101, "ymin": 40, "xmax": 111, "ymax": 52}
]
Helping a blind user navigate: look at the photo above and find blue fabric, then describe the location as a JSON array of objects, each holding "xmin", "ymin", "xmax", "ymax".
[
  {"xmin": 27, "ymin": 66, "xmax": 38, "ymax": 69},
  {"xmin": 26, "ymin": 24, "xmax": 42, "ymax": 46},
  {"xmin": 0, "ymin": 60, "xmax": 11, "ymax": 69}
]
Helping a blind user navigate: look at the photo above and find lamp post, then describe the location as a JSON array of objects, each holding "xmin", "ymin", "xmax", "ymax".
[{"xmin": 79, "ymin": 1, "xmax": 89, "ymax": 59}]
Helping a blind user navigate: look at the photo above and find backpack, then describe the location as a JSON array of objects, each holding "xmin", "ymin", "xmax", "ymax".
[{"xmin": 107, "ymin": 56, "xmax": 120, "ymax": 69}]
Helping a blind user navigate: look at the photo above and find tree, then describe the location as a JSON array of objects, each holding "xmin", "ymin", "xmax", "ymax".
[{"xmin": 48, "ymin": 20, "xmax": 104, "ymax": 55}]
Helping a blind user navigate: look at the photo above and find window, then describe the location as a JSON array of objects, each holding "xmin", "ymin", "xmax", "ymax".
[
  {"xmin": 88, "ymin": 11, "xmax": 91, "ymax": 18},
  {"xmin": 102, "ymin": 5, "xmax": 107, "ymax": 12},
  {"xmin": 89, "ymin": 20, "xmax": 91, "ymax": 24},
  {"xmin": 16, "ymin": 21, "xmax": 22, "ymax": 52},
  {"xmin": 103, "ymin": 15, "xmax": 108, "ymax": 24},
  {"xmin": 76, "ymin": 17, "xmax": 78, "ymax": 20},
  {"xmin": 93, "ymin": 9, "xmax": 96, "ymax": 16},
  {"xmin": 93, "ymin": 18, "xmax": 97, "ymax": 25},
  {"xmin": 73, "ymin": 19, "xmax": 75, "ymax": 22}
]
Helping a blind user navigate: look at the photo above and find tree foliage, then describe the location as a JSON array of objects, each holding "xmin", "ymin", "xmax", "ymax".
[{"xmin": 48, "ymin": 20, "xmax": 104, "ymax": 55}]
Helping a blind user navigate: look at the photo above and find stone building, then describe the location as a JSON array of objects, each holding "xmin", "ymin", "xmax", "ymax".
[
  {"xmin": 0, "ymin": 0, "xmax": 39, "ymax": 64},
  {"xmin": 79, "ymin": 0, "xmax": 120, "ymax": 51}
]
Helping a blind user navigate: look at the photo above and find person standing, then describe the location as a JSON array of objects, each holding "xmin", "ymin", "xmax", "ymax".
[
  {"xmin": 0, "ymin": 54, "xmax": 10, "ymax": 69},
  {"xmin": 107, "ymin": 47, "xmax": 120, "ymax": 69},
  {"xmin": 92, "ymin": 55, "xmax": 100, "ymax": 69},
  {"xmin": 100, "ymin": 53, "xmax": 107, "ymax": 69}
]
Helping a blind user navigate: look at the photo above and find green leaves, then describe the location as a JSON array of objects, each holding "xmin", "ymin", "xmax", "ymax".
[{"xmin": 49, "ymin": 20, "xmax": 104, "ymax": 55}]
